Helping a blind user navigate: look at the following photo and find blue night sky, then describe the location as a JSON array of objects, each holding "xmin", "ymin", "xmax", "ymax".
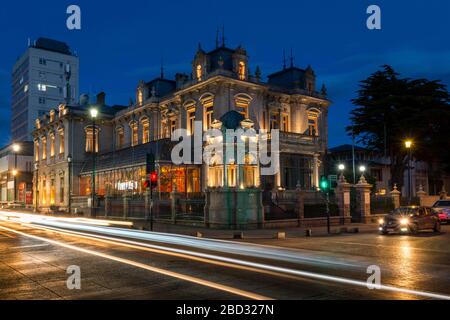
[{"xmin": 0, "ymin": 0, "xmax": 449, "ymax": 147}]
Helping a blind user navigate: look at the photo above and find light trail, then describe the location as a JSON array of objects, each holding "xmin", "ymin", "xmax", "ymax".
[
  {"xmin": 0, "ymin": 211, "xmax": 359, "ymax": 268},
  {"xmin": 3, "ymin": 221, "xmax": 450, "ymax": 300},
  {"xmin": 0, "ymin": 224, "xmax": 270, "ymax": 301}
]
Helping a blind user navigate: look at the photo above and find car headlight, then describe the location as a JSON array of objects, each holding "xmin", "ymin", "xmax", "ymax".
[
  {"xmin": 400, "ymin": 218, "xmax": 409, "ymax": 225},
  {"xmin": 378, "ymin": 218, "xmax": 384, "ymax": 224}
]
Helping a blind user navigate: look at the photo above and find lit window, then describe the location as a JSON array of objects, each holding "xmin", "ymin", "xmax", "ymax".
[
  {"xmin": 37, "ymin": 83, "xmax": 47, "ymax": 92},
  {"xmin": 42, "ymin": 137, "xmax": 47, "ymax": 160},
  {"xmin": 270, "ymin": 113, "xmax": 279, "ymax": 130},
  {"xmin": 85, "ymin": 127, "xmax": 99, "ymax": 153},
  {"xmin": 196, "ymin": 65, "xmax": 202, "ymax": 81},
  {"xmin": 34, "ymin": 141, "xmax": 39, "ymax": 162},
  {"xmin": 238, "ymin": 61, "xmax": 246, "ymax": 80},
  {"xmin": 142, "ymin": 120, "xmax": 150, "ymax": 143},
  {"xmin": 116, "ymin": 127, "xmax": 124, "ymax": 149},
  {"xmin": 50, "ymin": 133, "xmax": 55, "ymax": 157},
  {"xmin": 227, "ymin": 166, "xmax": 237, "ymax": 187},
  {"xmin": 187, "ymin": 109, "xmax": 196, "ymax": 135},
  {"xmin": 130, "ymin": 122, "xmax": 138, "ymax": 146},
  {"xmin": 59, "ymin": 129, "xmax": 65, "ymax": 154},
  {"xmin": 308, "ymin": 112, "xmax": 319, "ymax": 136},
  {"xmin": 60, "ymin": 177, "xmax": 65, "ymax": 203},
  {"xmin": 235, "ymin": 96, "xmax": 250, "ymax": 118},
  {"xmin": 202, "ymin": 97, "xmax": 214, "ymax": 131},
  {"xmin": 24, "ymin": 84, "xmax": 29, "ymax": 93},
  {"xmin": 170, "ymin": 119, "xmax": 177, "ymax": 134}
]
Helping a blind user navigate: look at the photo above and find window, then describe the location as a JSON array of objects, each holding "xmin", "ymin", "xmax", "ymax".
[
  {"xmin": 59, "ymin": 129, "xmax": 65, "ymax": 154},
  {"xmin": 39, "ymin": 58, "xmax": 46, "ymax": 65},
  {"xmin": 170, "ymin": 119, "xmax": 177, "ymax": 134},
  {"xmin": 270, "ymin": 113, "xmax": 279, "ymax": 130},
  {"xmin": 50, "ymin": 179, "xmax": 55, "ymax": 205},
  {"xmin": 116, "ymin": 127, "xmax": 124, "ymax": 149},
  {"xmin": 202, "ymin": 97, "xmax": 214, "ymax": 130},
  {"xmin": 196, "ymin": 65, "xmax": 202, "ymax": 81},
  {"xmin": 281, "ymin": 114, "xmax": 289, "ymax": 132},
  {"xmin": 130, "ymin": 122, "xmax": 138, "ymax": 146},
  {"xmin": 142, "ymin": 120, "xmax": 150, "ymax": 143},
  {"xmin": 308, "ymin": 112, "xmax": 319, "ymax": 136},
  {"xmin": 39, "ymin": 97, "xmax": 46, "ymax": 104},
  {"xmin": 227, "ymin": 166, "xmax": 237, "ymax": 187},
  {"xmin": 235, "ymin": 96, "xmax": 250, "ymax": 118},
  {"xmin": 24, "ymin": 84, "xmax": 29, "ymax": 93},
  {"xmin": 37, "ymin": 83, "xmax": 47, "ymax": 92},
  {"xmin": 42, "ymin": 137, "xmax": 47, "ymax": 160},
  {"xmin": 34, "ymin": 141, "xmax": 39, "ymax": 162},
  {"xmin": 50, "ymin": 133, "xmax": 55, "ymax": 157},
  {"xmin": 187, "ymin": 109, "xmax": 196, "ymax": 135},
  {"xmin": 85, "ymin": 127, "xmax": 99, "ymax": 153},
  {"xmin": 238, "ymin": 61, "xmax": 246, "ymax": 80}
]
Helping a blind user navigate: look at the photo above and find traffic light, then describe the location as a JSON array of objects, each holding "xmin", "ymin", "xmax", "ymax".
[
  {"xmin": 320, "ymin": 175, "xmax": 329, "ymax": 192},
  {"xmin": 150, "ymin": 171, "xmax": 158, "ymax": 189},
  {"xmin": 146, "ymin": 153, "xmax": 155, "ymax": 174}
]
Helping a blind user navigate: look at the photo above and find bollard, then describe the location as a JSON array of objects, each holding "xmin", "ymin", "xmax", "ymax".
[
  {"xmin": 275, "ymin": 232, "xmax": 286, "ymax": 240},
  {"xmin": 305, "ymin": 229, "xmax": 312, "ymax": 237},
  {"xmin": 195, "ymin": 232, "xmax": 203, "ymax": 238},
  {"xmin": 233, "ymin": 232, "xmax": 244, "ymax": 239}
]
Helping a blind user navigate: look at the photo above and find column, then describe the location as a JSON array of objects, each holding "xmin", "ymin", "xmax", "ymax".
[
  {"xmin": 355, "ymin": 175, "xmax": 372, "ymax": 223},
  {"xmin": 123, "ymin": 193, "xmax": 130, "ymax": 219},
  {"xmin": 336, "ymin": 175, "xmax": 352, "ymax": 224},
  {"xmin": 313, "ymin": 154, "xmax": 320, "ymax": 190},
  {"xmin": 390, "ymin": 184, "xmax": 401, "ymax": 209}
]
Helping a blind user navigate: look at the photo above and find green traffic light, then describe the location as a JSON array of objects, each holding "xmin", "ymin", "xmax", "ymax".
[{"xmin": 320, "ymin": 176, "xmax": 329, "ymax": 190}]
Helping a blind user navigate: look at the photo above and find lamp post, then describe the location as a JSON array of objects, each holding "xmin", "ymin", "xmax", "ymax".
[
  {"xmin": 34, "ymin": 162, "xmax": 39, "ymax": 212},
  {"xmin": 67, "ymin": 154, "xmax": 72, "ymax": 214},
  {"xmin": 359, "ymin": 165, "xmax": 366, "ymax": 179},
  {"xmin": 338, "ymin": 164, "xmax": 345, "ymax": 180},
  {"xmin": 405, "ymin": 140, "xmax": 413, "ymax": 205},
  {"xmin": 12, "ymin": 143, "xmax": 20, "ymax": 206},
  {"xmin": 90, "ymin": 108, "xmax": 98, "ymax": 217}
]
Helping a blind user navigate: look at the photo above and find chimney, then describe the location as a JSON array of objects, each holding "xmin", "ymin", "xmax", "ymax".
[{"xmin": 96, "ymin": 92, "xmax": 106, "ymax": 105}]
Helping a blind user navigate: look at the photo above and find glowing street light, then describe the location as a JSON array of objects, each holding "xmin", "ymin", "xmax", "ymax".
[
  {"xmin": 89, "ymin": 108, "xmax": 98, "ymax": 119},
  {"xmin": 359, "ymin": 165, "xmax": 366, "ymax": 174},
  {"xmin": 405, "ymin": 140, "xmax": 412, "ymax": 149},
  {"xmin": 12, "ymin": 143, "xmax": 21, "ymax": 152},
  {"xmin": 405, "ymin": 139, "xmax": 413, "ymax": 204}
]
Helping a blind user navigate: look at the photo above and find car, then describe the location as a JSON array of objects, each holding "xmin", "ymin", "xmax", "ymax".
[
  {"xmin": 379, "ymin": 206, "xmax": 441, "ymax": 235},
  {"xmin": 431, "ymin": 200, "xmax": 450, "ymax": 224}
]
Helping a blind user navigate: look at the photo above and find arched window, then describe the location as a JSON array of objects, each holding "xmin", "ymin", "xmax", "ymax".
[
  {"xmin": 238, "ymin": 61, "xmax": 246, "ymax": 80},
  {"xmin": 196, "ymin": 65, "xmax": 202, "ymax": 81},
  {"xmin": 116, "ymin": 126, "xmax": 124, "ymax": 149},
  {"xmin": 235, "ymin": 95, "xmax": 251, "ymax": 118},
  {"xmin": 130, "ymin": 121, "xmax": 139, "ymax": 146},
  {"xmin": 85, "ymin": 127, "xmax": 99, "ymax": 153},
  {"xmin": 307, "ymin": 111, "xmax": 319, "ymax": 136},
  {"xmin": 201, "ymin": 95, "xmax": 214, "ymax": 130},
  {"xmin": 141, "ymin": 118, "xmax": 150, "ymax": 143}
]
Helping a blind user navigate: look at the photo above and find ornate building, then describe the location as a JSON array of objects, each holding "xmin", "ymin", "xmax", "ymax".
[{"xmin": 32, "ymin": 41, "xmax": 331, "ymax": 216}]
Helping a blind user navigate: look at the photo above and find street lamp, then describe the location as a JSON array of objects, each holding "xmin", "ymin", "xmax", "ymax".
[
  {"xmin": 89, "ymin": 108, "xmax": 98, "ymax": 218},
  {"xmin": 405, "ymin": 140, "xmax": 413, "ymax": 204},
  {"xmin": 34, "ymin": 162, "xmax": 39, "ymax": 212},
  {"xmin": 359, "ymin": 165, "xmax": 366, "ymax": 181},
  {"xmin": 67, "ymin": 155, "xmax": 73, "ymax": 214},
  {"xmin": 338, "ymin": 164, "xmax": 345, "ymax": 179},
  {"xmin": 11, "ymin": 143, "xmax": 21, "ymax": 206}
]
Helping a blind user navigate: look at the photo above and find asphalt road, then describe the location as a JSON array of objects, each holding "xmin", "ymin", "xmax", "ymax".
[{"xmin": 0, "ymin": 211, "xmax": 449, "ymax": 300}]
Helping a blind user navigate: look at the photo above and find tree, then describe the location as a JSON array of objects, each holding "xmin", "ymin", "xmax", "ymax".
[{"xmin": 347, "ymin": 65, "xmax": 450, "ymax": 191}]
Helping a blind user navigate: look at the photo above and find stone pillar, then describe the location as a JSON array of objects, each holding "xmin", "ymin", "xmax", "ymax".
[
  {"xmin": 336, "ymin": 175, "xmax": 352, "ymax": 224},
  {"xmin": 123, "ymin": 193, "xmax": 130, "ymax": 219},
  {"xmin": 355, "ymin": 175, "xmax": 372, "ymax": 223},
  {"xmin": 416, "ymin": 184, "xmax": 427, "ymax": 206},
  {"xmin": 313, "ymin": 154, "xmax": 320, "ymax": 190},
  {"xmin": 390, "ymin": 184, "xmax": 401, "ymax": 209},
  {"xmin": 105, "ymin": 194, "xmax": 111, "ymax": 217}
]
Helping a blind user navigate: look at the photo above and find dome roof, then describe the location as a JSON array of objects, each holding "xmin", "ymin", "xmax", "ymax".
[{"xmin": 220, "ymin": 110, "xmax": 245, "ymax": 129}]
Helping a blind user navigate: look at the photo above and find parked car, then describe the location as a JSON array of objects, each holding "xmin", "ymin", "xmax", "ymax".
[
  {"xmin": 431, "ymin": 200, "xmax": 450, "ymax": 224},
  {"xmin": 379, "ymin": 206, "xmax": 441, "ymax": 235}
]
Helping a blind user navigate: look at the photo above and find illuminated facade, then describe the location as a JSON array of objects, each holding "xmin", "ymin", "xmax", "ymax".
[{"xmin": 33, "ymin": 41, "xmax": 330, "ymax": 213}]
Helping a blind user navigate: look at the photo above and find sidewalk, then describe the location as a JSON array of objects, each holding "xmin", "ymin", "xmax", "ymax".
[{"xmin": 132, "ymin": 220, "xmax": 380, "ymax": 239}]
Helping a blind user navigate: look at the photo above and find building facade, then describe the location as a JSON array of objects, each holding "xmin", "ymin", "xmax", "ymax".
[
  {"xmin": 33, "ymin": 42, "xmax": 330, "ymax": 216},
  {"xmin": 0, "ymin": 142, "xmax": 34, "ymax": 206},
  {"xmin": 12, "ymin": 38, "xmax": 79, "ymax": 141}
]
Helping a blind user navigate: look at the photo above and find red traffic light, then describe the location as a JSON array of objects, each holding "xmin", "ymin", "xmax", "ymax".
[{"xmin": 150, "ymin": 172, "xmax": 158, "ymax": 183}]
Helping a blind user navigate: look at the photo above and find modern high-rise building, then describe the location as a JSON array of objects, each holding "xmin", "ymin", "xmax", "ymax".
[{"xmin": 11, "ymin": 38, "xmax": 79, "ymax": 141}]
